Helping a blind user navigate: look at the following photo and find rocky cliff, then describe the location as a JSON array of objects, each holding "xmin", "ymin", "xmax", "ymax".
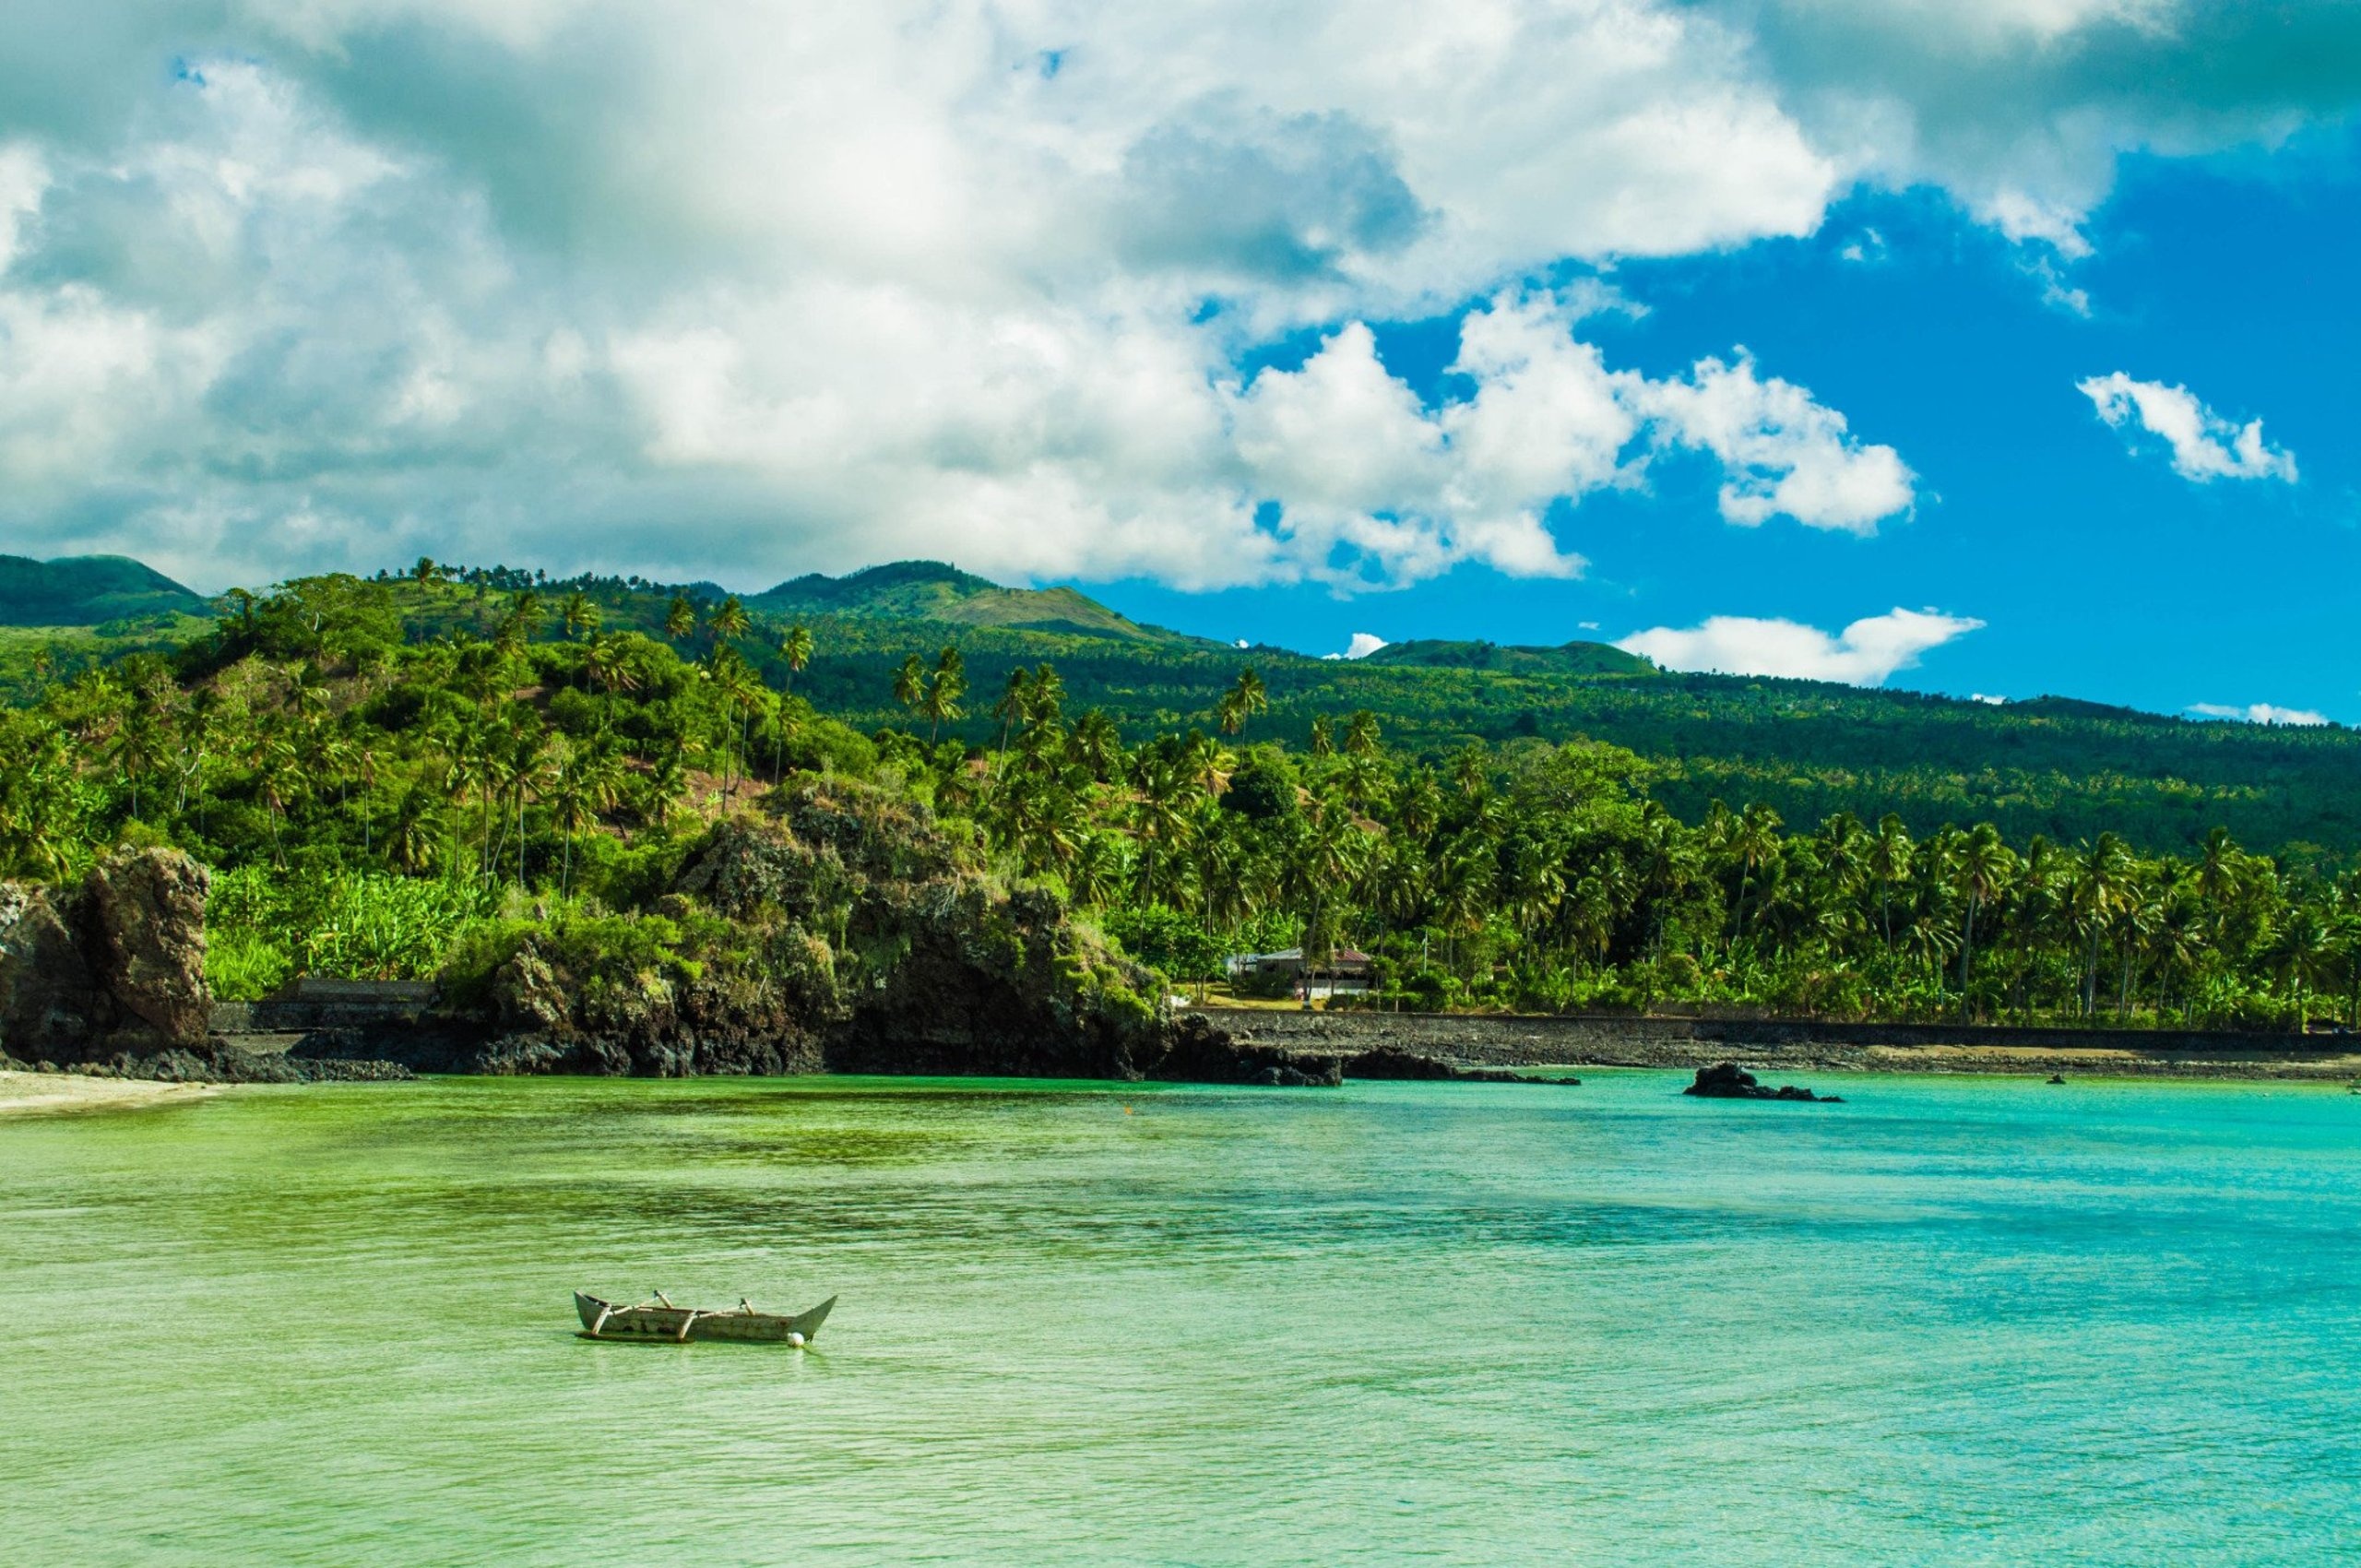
[
  {"xmin": 0, "ymin": 847, "xmax": 211, "ymax": 1061},
  {"xmin": 356, "ymin": 780, "xmax": 1327, "ymax": 1085}
]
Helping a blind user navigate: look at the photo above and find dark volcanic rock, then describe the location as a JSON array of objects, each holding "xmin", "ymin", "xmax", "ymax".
[
  {"xmin": 1, "ymin": 847, "xmax": 215, "ymax": 1061},
  {"xmin": 86, "ymin": 848, "xmax": 211, "ymax": 1044},
  {"xmin": 1343, "ymin": 1045, "xmax": 1579, "ymax": 1084},
  {"xmin": 68, "ymin": 1041, "xmax": 415, "ymax": 1084},
  {"xmin": 0, "ymin": 881, "xmax": 100, "ymax": 1055},
  {"xmin": 1683, "ymin": 1062, "xmax": 1842, "ymax": 1102},
  {"xmin": 409, "ymin": 784, "xmax": 1322, "ymax": 1087}
]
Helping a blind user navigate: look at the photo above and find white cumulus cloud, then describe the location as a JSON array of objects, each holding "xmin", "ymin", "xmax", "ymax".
[
  {"xmin": 1617, "ymin": 607, "xmax": 1984, "ymax": 685},
  {"xmin": 1323, "ymin": 632, "xmax": 1389, "ymax": 661},
  {"xmin": 2077, "ymin": 372, "xmax": 2297, "ymax": 483},
  {"xmin": 0, "ymin": 3, "xmax": 2349, "ymax": 587},
  {"xmin": 2188, "ymin": 702, "xmax": 2329, "ymax": 726},
  {"xmin": 1639, "ymin": 353, "xmax": 1916, "ymax": 533}
]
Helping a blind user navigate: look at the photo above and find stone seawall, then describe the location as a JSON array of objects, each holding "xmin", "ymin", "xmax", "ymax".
[{"xmin": 1204, "ymin": 1007, "xmax": 2361, "ymax": 1081}]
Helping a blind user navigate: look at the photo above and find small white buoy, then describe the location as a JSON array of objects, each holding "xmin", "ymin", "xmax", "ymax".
[{"xmin": 786, "ymin": 1332, "xmax": 806, "ymax": 1348}]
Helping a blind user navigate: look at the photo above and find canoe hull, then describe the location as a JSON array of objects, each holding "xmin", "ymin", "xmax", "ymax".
[{"xmin": 574, "ymin": 1291, "xmax": 836, "ymax": 1344}]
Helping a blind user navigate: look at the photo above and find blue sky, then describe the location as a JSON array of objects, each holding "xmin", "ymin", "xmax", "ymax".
[
  {"xmin": 1098, "ymin": 146, "xmax": 2357, "ymax": 719},
  {"xmin": 0, "ymin": 3, "xmax": 2355, "ymax": 721}
]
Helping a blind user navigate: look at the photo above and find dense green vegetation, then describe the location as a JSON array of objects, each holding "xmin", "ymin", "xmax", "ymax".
[{"xmin": 1, "ymin": 558, "xmax": 2356, "ymax": 1031}]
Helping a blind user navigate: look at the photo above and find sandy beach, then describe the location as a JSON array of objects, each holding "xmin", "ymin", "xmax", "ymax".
[{"xmin": 0, "ymin": 1072, "xmax": 217, "ymax": 1118}]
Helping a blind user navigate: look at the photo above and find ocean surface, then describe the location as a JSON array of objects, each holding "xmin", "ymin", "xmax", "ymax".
[{"xmin": 1, "ymin": 1070, "xmax": 2355, "ymax": 1566}]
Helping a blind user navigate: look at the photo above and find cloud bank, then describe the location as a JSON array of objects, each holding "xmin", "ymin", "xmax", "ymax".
[
  {"xmin": 2077, "ymin": 373, "xmax": 2298, "ymax": 482},
  {"xmin": 1618, "ymin": 608, "xmax": 1984, "ymax": 685},
  {"xmin": 0, "ymin": 2, "xmax": 2350, "ymax": 589},
  {"xmin": 2188, "ymin": 702, "xmax": 2329, "ymax": 726}
]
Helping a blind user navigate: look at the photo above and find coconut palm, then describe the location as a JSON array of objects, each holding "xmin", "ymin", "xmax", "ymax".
[
  {"xmin": 892, "ymin": 654, "xmax": 927, "ymax": 727},
  {"xmin": 1952, "ymin": 821, "xmax": 2017, "ymax": 1008},
  {"xmin": 1216, "ymin": 666, "xmax": 1268, "ymax": 736},
  {"xmin": 921, "ymin": 646, "xmax": 966, "ymax": 742},
  {"xmin": 559, "ymin": 592, "xmax": 600, "ymax": 641}
]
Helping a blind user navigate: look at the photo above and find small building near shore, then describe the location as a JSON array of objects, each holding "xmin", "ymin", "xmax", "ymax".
[{"xmin": 1225, "ymin": 947, "xmax": 1375, "ymax": 1000}]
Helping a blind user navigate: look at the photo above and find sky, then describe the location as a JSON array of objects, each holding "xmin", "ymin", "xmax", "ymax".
[{"xmin": 0, "ymin": 2, "xmax": 2356, "ymax": 720}]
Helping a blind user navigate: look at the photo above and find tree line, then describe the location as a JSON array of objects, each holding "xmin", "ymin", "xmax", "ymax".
[{"xmin": 0, "ymin": 568, "xmax": 2354, "ymax": 1029}]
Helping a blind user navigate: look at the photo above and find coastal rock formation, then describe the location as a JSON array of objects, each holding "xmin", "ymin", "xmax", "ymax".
[
  {"xmin": 0, "ymin": 847, "xmax": 212, "ymax": 1061},
  {"xmin": 1340, "ymin": 1044, "xmax": 1578, "ymax": 1084},
  {"xmin": 86, "ymin": 849, "xmax": 212, "ymax": 1043},
  {"xmin": 415, "ymin": 781, "xmax": 1313, "ymax": 1085},
  {"xmin": 0, "ymin": 882, "xmax": 98, "ymax": 1053},
  {"xmin": 1683, "ymin": 1063, "xmax": 1841, "ymax": 1102}
]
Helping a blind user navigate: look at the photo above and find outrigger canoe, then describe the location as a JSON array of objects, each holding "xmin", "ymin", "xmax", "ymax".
[{"xmin": 575, "ymin": 1289, "xmax": 836, "ymax": 1344}]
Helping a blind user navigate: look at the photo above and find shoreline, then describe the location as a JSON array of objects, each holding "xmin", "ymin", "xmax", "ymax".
[
  {"xmin": 1202, "ymin": 1008, "xmax": 2361, "ymax": 1083},
  {"xmin": 0, "ymin": 1070, "xmax": 219, "ymax": 1118}
]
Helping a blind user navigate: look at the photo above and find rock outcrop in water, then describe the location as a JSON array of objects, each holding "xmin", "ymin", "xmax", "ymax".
[
  {"xmin": 355, "ymin": 780, "xmax": 1318, "ymax": 1086},
  {"xmin": 1682, "ymin": 1062, "xmax": 1842, "ymax": 1102},
  {"xmin": 0, "ymin": 847, "xmax": 212, "ymax": 1061}
]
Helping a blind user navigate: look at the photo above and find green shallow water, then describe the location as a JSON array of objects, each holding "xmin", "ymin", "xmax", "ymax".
[{"xmin": 2, "ymin": 1071, "xmax": 2356, "ymax": 1566}]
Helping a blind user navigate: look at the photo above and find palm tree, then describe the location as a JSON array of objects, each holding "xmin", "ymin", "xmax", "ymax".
[
  {"xmin": 1728, "ymin": 802, "xmax": 1785, "ymax": 941},
  {"xmin": 1024, "ymin": 664, "xmax": 1066, "ymax": 730},
  {"xmin": 584, "ymin": 633, "xmax": 642, "ymax": 726},
  {"xmin": 993, "ymin": 667, "xmax": 1031, "ymax": 756},
  {"xmin": 1868, "ymin": 814, "xmax": 1913, "ymax": 954},
  {"xmin": 501, "ymin": 590, "xmax": 545, "ymax": 652},
  {"xmin": 1952, "ymin": 822, "xmax": 2016, "ymax": 1012},
  {"xmin": 921, "ymin": 646, "xmax": 966, "ymax": 743},
  {"xmin": 707, "ymin": 648, "xmax": 763, "ymax": 799},
  {"xmin": 1342, "ymin": 709, "xmax": 1382, "ymax": 757},
  {"xmin": 1069, "ymin": 709, "xmax": 1122, "ymax": 783},
  {"xmin": 777, "ymin": 624, "xmax": 814, "ymax": 692},
  {"xmin": 709, "ymin": 596, "xmax": 751, "ymax": 646},
  {"xmin": 1129, "ymin": 753, "xmax": 1195, "ymax": 908},
  {"xmin": 1217, "ymin": 666, "xmax": 1268, "ymax": 736},
  {"xmin": 559, "ymin": 592, "xmax": 600, "ymax": 641},
  {"xmin": 1290, "ymin": 793, "xmax": 1370, "ymax": 985},
  {"xmin": 2070, "ymin": 834, "xmax": 2135, "ymax": 1016},
  {"xmin": 893, "ymin": 654, "xmax": 927, "ymax": 728},
  {"xmin": 1428, "ymin": 830, "xmax": 1493, "ymax": 973},
  {"xmin": 773, "ymin": 624, "xmax": 814, "ymax": 778},
  {"xmin": 664, "ymin": 595, "xmax": 698, "ymax": 643},
  {"xmin": 2267, "ymin": 903, "xmax": 2334, "ymax": 1033}
]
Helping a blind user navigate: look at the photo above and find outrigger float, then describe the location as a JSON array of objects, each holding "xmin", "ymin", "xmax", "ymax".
[{"xmin": 575, "ymin": 1289, "xmax": 836, "ymax": 1345}]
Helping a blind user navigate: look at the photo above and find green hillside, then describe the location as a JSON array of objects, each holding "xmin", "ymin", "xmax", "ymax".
[
  {"xmin": 0, "ymin": 554, "xmax": 209, "ymax": 626},
  {"xmin": 6, "ymin": 554, "xmax": 2358, "ymax": 859},
  {"xmin": 292, "ymin": 559, "xmax": 2356, "ymax": 859},
  {"xmin": 4, "ymin": 558, "xmax": 2351, "ymax": 1033},
  {"xmin": 747, "ymin": 560, "xmax": 1193, "ymax": 642}
]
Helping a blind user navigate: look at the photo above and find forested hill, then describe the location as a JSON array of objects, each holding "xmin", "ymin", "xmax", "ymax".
[
  {"xmin": 0, "ymin": 554, "xmax": 208, "ymax": 625},
  {"xmin": 747, "ymin": 560, "xmax": 1200, "ymax": 643},
  {"xmin": 9, "ymin": 556, "xmax": 2360, "ymax": 859}
]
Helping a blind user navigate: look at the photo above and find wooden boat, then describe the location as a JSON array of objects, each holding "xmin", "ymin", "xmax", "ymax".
[{"xmin": 575, "ymin": 1289, "xmax": 836, "ymax": 1344}]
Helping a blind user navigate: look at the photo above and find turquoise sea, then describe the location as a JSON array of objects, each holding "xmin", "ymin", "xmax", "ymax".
[{"xmin": 1, "ymin": 1071, "xmax": 2355, "ymax": 1565}]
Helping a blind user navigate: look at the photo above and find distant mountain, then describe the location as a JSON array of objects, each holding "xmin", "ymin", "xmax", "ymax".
[
  {"xmin": 0, "ymin": 554, "xmax": 209, "ymax": 626},
  {"xmin": 745, "ymin": 561, "xmax": 1196, "ymax": 643},
  {"xmin": 1360, "ymin": 638, "xmax": 1655, "ymax": 677}
]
